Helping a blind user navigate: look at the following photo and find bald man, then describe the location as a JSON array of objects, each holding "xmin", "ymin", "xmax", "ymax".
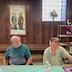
[{"xmin": 3, "ymin": 36, "xmax": 32, "ymax": 65}]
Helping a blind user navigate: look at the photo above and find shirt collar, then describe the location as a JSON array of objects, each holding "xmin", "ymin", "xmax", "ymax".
[{"xmin": 50, "ymin": 46, "xmax": 58, "ymax": 54}]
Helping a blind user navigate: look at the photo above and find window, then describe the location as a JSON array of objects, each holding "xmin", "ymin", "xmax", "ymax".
[{"xmin": 42, "ymin": 0, "xmax": 67, "ymax": 21}]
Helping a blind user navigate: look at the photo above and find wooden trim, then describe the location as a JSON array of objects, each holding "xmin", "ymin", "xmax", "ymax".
[{"xmin": 0, "ymin": 44, "xmax": 48, "ymax": 51}]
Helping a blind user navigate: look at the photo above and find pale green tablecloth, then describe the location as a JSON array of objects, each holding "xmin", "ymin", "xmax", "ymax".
[{"xmin": 0, "ymin": 65, "xmax": 65, "ymax": 72}]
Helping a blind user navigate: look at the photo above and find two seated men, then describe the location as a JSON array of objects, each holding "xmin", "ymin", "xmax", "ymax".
[{"xmin": 3, "ymin": 36, "xmax": 72, "ymax": 66}]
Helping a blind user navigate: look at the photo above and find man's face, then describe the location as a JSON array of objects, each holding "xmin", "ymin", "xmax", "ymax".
[
  {"xmin": 51, "ymin": 41, "xmax": 60, "ymax": 48},
  {"xmin": 11, "ymin": 40, "xmax": 19, "ymax": 48}
]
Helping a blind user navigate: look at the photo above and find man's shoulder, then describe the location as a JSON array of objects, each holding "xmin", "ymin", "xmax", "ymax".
[
  {"xmin": 44, "ymin": 47, "xmax": 50, "ymax": 51},
  {"xmin": 7, "ymin": 46, "xmax": 13, "ymax": 51},
  {"xmin": 58, "ymin": 46, "xmax": 65, "ymax": 51},
  {"xmin": 20, "ymin": 44, "xmax": 28, "ymax": 47},
  {"xmin": 59, "ymin": 46, "xmax": 64, "ymax": 49},
  {"xmin": 43, "ymin": 47, "xmax": 51, "ymax": 55},
  {"xmin": 20, "ymin": 44, "xmax": 29, "ymax": 49}
]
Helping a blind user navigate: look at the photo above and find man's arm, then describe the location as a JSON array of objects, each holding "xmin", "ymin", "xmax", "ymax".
[
  {"xmin": 66, "ymin": 54, "xmax": 72, "ymax": 61},
  {"xmin": 25, "ymin": 56, "xmax": 32, "ymax": 65},
  {"xmin": 43, "ymin": 48, "xmax": 49, "ymax": 64},
  {"xmin": 61, "ymin": 47, "xmax": 72, "ymax": 61},
  {"xmin": 3, "ymin": 57, "xmax": 7, "ymax": 65}
]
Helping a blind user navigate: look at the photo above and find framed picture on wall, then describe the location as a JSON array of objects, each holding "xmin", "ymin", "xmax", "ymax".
[{"xmin": 10, "ymin": 5, "xmax": 26, "ymax": 35}]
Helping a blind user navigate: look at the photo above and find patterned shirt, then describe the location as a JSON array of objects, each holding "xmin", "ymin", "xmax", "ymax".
[{"xmin": 5, "ymin": 44, "xmax": 31, "ymax": 65}]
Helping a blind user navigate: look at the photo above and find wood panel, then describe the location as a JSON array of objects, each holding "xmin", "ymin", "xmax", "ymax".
[{"xmin": 0, "ymin": 0, "xmax": 72, "ymax": 44}]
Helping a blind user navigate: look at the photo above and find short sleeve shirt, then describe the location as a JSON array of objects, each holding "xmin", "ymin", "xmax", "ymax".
[
  {"xmin": 43, "ymin": 46, "xmax": 70, "ymax": 66},
  {"xmin": 5, "ymin": 44, "xmax": 31, "ymax": 65}
]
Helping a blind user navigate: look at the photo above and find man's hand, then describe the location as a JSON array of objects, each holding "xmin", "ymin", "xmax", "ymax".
[{"xmin": 26, "ymin": 56, "xmax": 32, "ymax": 65}]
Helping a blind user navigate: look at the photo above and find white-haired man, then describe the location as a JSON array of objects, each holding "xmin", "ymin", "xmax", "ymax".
[
  {"xmin": 3, "ymin": 36, "xmax": 32, "ymax": 65},
  {"xmin": 43, "ymin": 37, "xmax": 72, "ymax": 66}
]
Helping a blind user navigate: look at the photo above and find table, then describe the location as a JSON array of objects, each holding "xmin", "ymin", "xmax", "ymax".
[{"xmin": 0, "ymin": 65, "xmax": 65, "ymax": 72}]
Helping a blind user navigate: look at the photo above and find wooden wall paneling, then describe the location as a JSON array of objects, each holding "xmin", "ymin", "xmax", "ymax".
[
  {"xmin": 27, "ymin": 0, "xmax": 33, "ymax": 43},
  {"xmin": 41, "ymin": 22, "xmax": 45, "ymax": 44},
  {"xmin": 0, "ymin": 1, "xmax": 4, "ymax": 44},
  {"xmin": 44, "ymin": 22, "xmax": 49, "ymax": 44},
  {"xmin": 0, "ymin": 0, "xmax": 72, "ymax": 44}
]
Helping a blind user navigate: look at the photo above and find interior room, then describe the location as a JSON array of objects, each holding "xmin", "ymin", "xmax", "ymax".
[{"xmin": 0, "ymin": 0, "xmax": 72, "ymax": 72}]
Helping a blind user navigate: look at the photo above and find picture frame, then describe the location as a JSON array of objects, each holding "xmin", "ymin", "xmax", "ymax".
[{"xmin": 10, "ymin": 5, "xmax": 26, "ymax": 35}]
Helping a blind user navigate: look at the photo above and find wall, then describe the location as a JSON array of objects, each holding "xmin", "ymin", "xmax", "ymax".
[{"xmin": 0, "ymin": 0, "xmax": 72, "ymax": 44}]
